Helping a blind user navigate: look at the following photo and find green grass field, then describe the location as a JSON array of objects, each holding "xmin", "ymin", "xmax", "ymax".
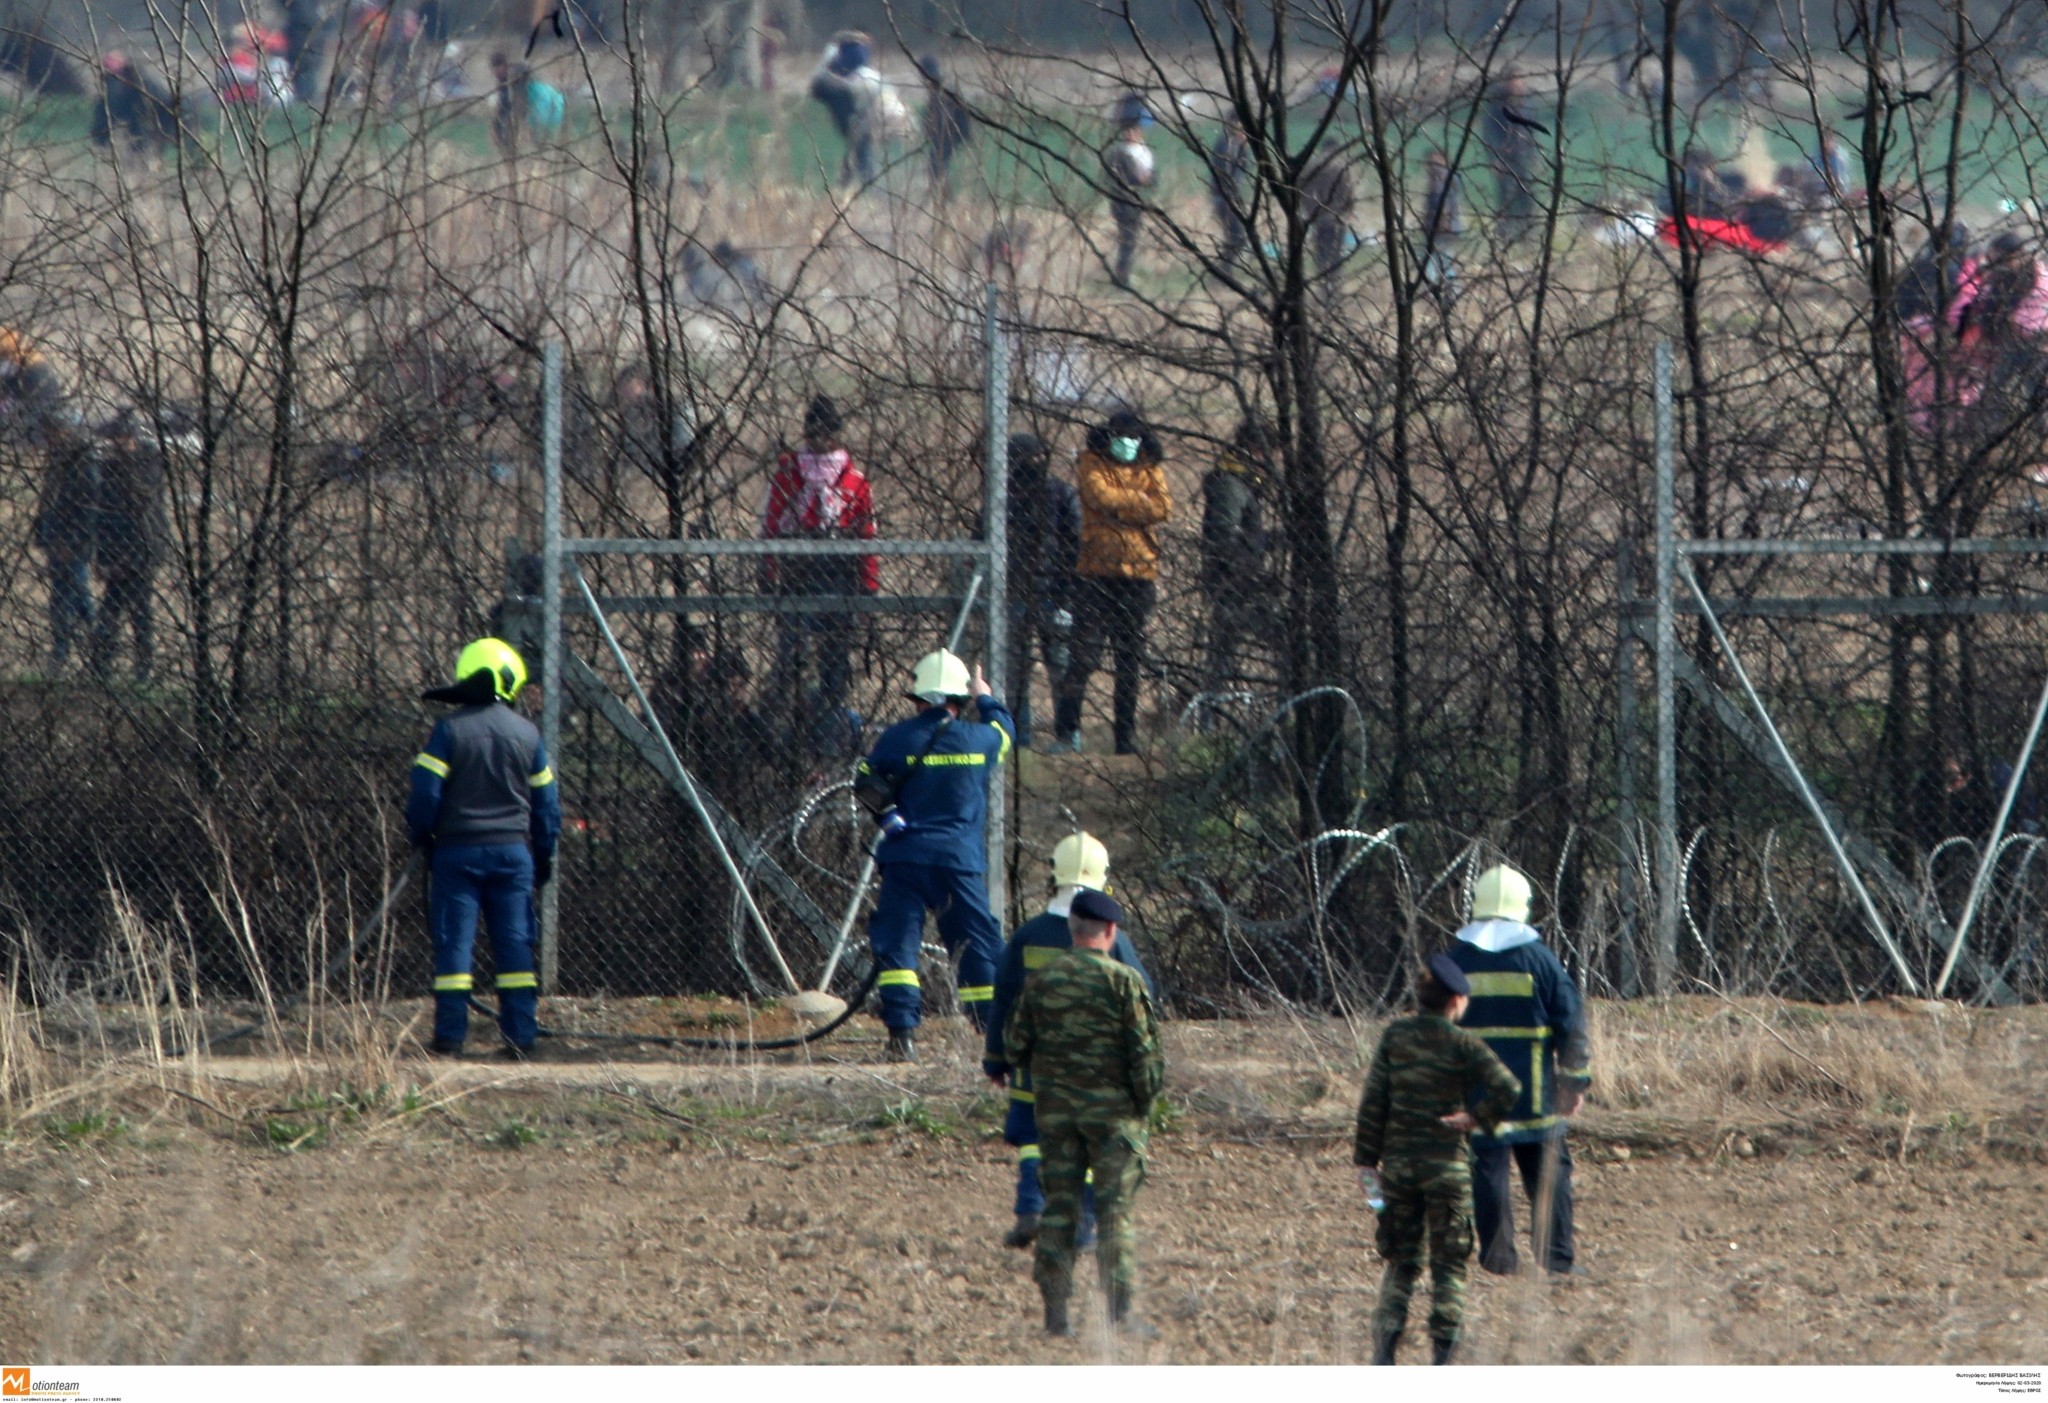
[{"xmin": 2, "ymin": 74, "xmax": 2038, "ymax": 219}]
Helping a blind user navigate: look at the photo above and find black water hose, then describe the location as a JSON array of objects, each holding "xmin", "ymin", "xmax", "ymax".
[{"xmin": 466, "ymin": 965, "xmax": 881, "ymax": 1051}]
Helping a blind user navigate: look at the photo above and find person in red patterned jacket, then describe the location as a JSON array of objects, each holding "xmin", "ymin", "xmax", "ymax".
[{"xmin": 763, "ymin": 394, "xmax": 877, "ymax": 712}]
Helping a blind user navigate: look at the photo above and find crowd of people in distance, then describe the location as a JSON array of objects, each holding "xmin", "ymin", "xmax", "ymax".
[
  {"xmin": 744, "ymin": 390, "xmax": 1280, "ymax": 758},
  {"xmin": 1, "ymin": 335, "xmax": 172, "ymax": 681},
  {"xmin": 1897, "ymin": 224, "xmax": 2048, "ymax": 445}
]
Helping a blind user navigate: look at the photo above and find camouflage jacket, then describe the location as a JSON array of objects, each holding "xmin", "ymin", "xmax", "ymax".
[
  {"xmin": 1004, "ymin": 948, "xmax": 1163, "ymax": 1125},
  {"xmin": 1353, "ymin": 1014, "xmax": 1521, "ymax": 1170}
]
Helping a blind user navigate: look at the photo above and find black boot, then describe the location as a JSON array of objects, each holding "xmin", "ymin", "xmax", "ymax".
[
  {"xmin": 1052, "ymin": 696, "xmax": 1083, "ymax": 751},
  {"xmin": 1108, "ymin": 1285, "xmax": 1160, "ymax": 1340},
  {"xmin": 1372, "ymin": 1329, "xmax": 1402, "ymax": 1365},
  {"xmin": 1431, "ymin": 1337, "xmax": 1458, "ymax": 1366},
  {"xmin": 885, "ymin": 1030, "xmax": 918, "ymax": 1063},
  {"xmin": 1003, "ymin": 1213, "xmax": 1041, "ymax": 1249},
  {"xmin": 1043, "ymin": 1295, "xmax": 1073, "ymax": 1337}
]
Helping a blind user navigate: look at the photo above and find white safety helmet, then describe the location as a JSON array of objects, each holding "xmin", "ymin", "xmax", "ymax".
[
  {"xmin": 910, "ymin": 648, "xmax": 971, "ymax": 704},
  {"xmin": 1470, "ymin": 864, "xmax": 1533, "ymax": 924},
  {"xmin": 1051, "ymin": 831, "xmax": 1110, "ymax": 891}
]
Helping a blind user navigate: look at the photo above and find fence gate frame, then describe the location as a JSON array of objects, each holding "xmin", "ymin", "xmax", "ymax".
[
  {"xmin": 522, "ymin": 284, "xmax": 1012, "ymax": 994},
  {"xmin": 1616, "ymin": 342, "xmax": 2034, "ymax": 1005}
]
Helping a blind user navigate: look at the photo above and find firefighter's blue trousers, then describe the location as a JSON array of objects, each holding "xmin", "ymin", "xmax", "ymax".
[
  {"xmin": 1006, "ymin": 1090, "xmax": 1097, "ymax": 1238},
  {"xmin": 430, "ymin": 843, "xmax": 539, "ymax": 1049},
  {"xmin": 868, "ymin": 862, "xmax": 1001, "ymax": 1032}
]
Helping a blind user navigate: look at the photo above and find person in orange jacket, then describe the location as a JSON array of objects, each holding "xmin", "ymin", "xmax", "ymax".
[{"xmin": 1053, "ymin": 408, "xmax": 1169, "ymax": 755}]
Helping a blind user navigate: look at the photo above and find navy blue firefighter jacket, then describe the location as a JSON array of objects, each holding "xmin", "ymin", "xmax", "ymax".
[
  {"xmin": 858, "ymin": 698, "xmax": 1014, "ymax": 873},
  {"xmin": 407, "ymin": 702, "xmax": 562, "ymax": 858},
  {"xmin": 982, "ymin": 895, "xmax": 1152, "ymax": 1082},
  {"xmin": 1448, "ymin": 920, "xmax": 1591, "ymax": 1144}
]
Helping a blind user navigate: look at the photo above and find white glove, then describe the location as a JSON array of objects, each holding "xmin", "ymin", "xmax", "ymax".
[{"xmin": 1357, "ymin": 1166, "xmax": 1385, "ymax": 1209}]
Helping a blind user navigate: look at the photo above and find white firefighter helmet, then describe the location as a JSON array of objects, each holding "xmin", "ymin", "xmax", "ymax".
[
  {"xmin": 1470, "ymin": 864, "xmax": 1533, "ymax": 923},
  {"xmin": 1051, "ymin": 831, "xmax": 1110, "ymax": 891},
  {"xmin": 910, "ymin": 648, "xmax": 971, "ymax": 703}
]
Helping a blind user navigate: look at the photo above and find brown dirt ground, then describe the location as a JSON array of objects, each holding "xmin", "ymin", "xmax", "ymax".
[{"xmin": 2, "ymin": 1000, "xmax": 2045, "ymax": 1365}]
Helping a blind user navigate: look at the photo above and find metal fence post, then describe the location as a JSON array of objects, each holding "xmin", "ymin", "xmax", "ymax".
[
  {"xmin": 539, "ymin": 342, "xmax": 563, "ymax": 993},
  {"xmin": 1615, "ymin": 537, "xmax": 1642, "ymax": 998},
  {"xmin": 983, "ymin": 281, "xmax": 1011, "ymax": 923},
  {"xmin": 1652, "ymin": 341, "xmax": 1678, "ymax": 994}
]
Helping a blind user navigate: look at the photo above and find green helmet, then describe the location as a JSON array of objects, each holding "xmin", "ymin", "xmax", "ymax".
[{"xmin": 455, "ymin": 637, "xmax": 529, "ymax": 702}]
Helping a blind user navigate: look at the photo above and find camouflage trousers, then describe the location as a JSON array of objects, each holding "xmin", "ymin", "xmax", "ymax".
[
  {"xmin": 1371, "ymin": 1158, "xmax": 1476, "ymax": 1344},
  {"xmin": 1032, "ymin": 1112, "xmax": 1147, "ymax": 1305}
]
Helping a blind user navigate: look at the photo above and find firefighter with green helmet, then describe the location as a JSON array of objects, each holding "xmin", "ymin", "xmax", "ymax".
[
  {"xmin": 406, "ymin": 638, "xmax": 562, "ymax": 1058},
  {"xmin": 983, "ymin": 831, "xmax": 1152, "ymax": 1248}
]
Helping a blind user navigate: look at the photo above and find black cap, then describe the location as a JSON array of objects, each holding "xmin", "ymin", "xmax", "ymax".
[
  {"xmin": 1105, "ymin": 406, "xmax": 1146, "ymax": 438},
  {"xmin": 1427, "ymin": 951, "xmax": 1471, "ymax": 997},
  {"xmin": 1008, "ymin": 431, "xmax": 1048, "ymax": 467},
  {"xmin": 1069, "ymin": 889, "xmax": 1125, "ymax": 926},
  {"xmin": 803, "ymin": 394, "xmax": 842, "ymax": 440}
]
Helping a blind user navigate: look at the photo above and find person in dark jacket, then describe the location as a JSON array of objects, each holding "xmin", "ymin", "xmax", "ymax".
[
  {"xmin": 1055, "ymin": 409, "xmax": 1170, "ymax": 754},
  {"xmin": 918, "ymin": 54, "xmax": 973, "ymax": 193},
  {"xmin": 1895, "ymin": 220, "xmax": 1972, "ymax": 323},
  {"xmin": 1002, "ymin": 432, "xmax": 1080, "ymax": 747},
  {"xmin": 284, "ymin": 0, "xmax": 326, "ymax": 104},
  {"xmin": 89, "ymin": 409, "xmax": 170, "ymax": 680},
  {"xmin": 32, "ymin": 419, "xmax": 98, "ymax": 670},
  {"xmin": 92, "ymin": 53, "xmax": 179, "ymax": 158},
  {"xmin": 1446, "ymin": 863, "xmax": 1592, "ymax": 1277},
  {"xmin": 407, "ymin": 638, "xmax": 562, "ymax": 1059},
  {"xmin": 983, "ymin": 831, "xmax": 1150, "ymax": 1249},
  {"xmin": 1209, "ymin": 113, "xmax": 1252, "ymax": 264},
  {"xmin": 1420, "ymin": 147, "xmax": 1464, "ymax": 303},
  {"xmin": 1103, "ymin": 103, "xmax": 1156, "ymax": 284},
  {"xmin": 857, "ymin": 649, "xmax": 1014, "ymax": 1060},
  {"xmin": 809, "ymin": 32, "xmax": 879, "ymax": 186},
  {"xmin": 1304, "ymin": 148, "xmax": 1355, "ymax": 278},
  {"xmin": 0, "ymin": 329, "xmax": 68, "ymax": 440},
  {"xmin": 1200, "ymin": 418, "xmax": 1275, "ymax": 693},
  {"xmin": 1486, "ymin": 71, "xmax": 1542, "ymax": 242}
]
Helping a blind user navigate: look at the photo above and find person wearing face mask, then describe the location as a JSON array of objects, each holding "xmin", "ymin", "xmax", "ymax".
[{"xmin": 1053, "ymin": 409, "xmax": 1170, "ymax": 755}]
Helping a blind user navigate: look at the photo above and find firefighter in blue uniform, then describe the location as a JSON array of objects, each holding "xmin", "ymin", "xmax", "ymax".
[
  {"xmin": 858, "ymin": 649, "xmax": 1014, "ymax": 1061},
  {"xmin": 1446, "ymin": 864, "xmax": 1592, "ymax": 1275},
  {"xmin": 982, "ymin": 831, "xmax": 1152, "ymax": 1247},
  {"xmin": 406, "ymin": 638, "xmax": 562, "ymax": 1059}
]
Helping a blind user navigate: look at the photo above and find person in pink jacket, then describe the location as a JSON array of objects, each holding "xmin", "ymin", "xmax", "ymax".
[{"xmin": 1908, "ymin": 231, "xmax": 2048, "ymax": 438}]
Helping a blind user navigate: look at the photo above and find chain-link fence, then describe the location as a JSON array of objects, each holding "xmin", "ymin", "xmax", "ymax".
[{"xmin": 7, "ymin": 4, "xmax": 2048, "ymax": 1038}]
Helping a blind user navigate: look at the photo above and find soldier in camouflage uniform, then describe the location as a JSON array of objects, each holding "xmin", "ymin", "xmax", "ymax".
[
  {"xmin": 1003, "ymin": 888, "xmax": 1164, "ymax": 1339},
  {"xmin": 1354, "ymin": 951, "xmax": 1521, "ymax": 1365}
]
